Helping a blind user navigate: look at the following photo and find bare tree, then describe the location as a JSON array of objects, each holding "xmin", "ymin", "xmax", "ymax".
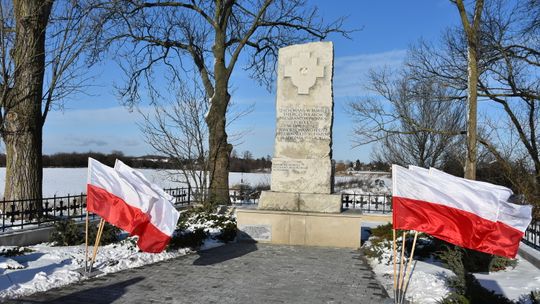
[
  {"xmin": 91, "ymin": 0, "xmax": 350, "ymax": 206},
  {"xmin": 349, "ymin": 68, "xmax": 465, "ymax": 168},
  {"xmin": 408, "ymin": 0, "xmax": 539, "ymax": 206},
  {"xmin": 0, "ymin": 0, "xmax": 96, "ymax": 210},
  {"xmin": 140, "ymin": 80, "xmax": 209, "ymax": 201}
]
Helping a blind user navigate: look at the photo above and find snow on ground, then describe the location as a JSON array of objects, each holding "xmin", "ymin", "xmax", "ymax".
[
  {"xmin": 365, "ymin": 234, "xmax": 540, "ymax": 303},
  {"xmin": 474, "ymin": 244, "xmax": 540, "ymax": 302},
  {"xmin": 0, "ymin": 208, "xmax": 234, "ymax": 301},
  {"xmin": 0, "ymin": 239, "xmax": 195, "ymax": 300},
  {"xmin": 0, "ymin": 168, "xmax": 274, "ymax": 197},
  {"xmin": 364, "ymin": 237, "xmax": 453, "ymax": 303}
]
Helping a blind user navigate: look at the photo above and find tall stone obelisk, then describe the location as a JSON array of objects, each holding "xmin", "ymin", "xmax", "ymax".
[{"xmin": 258, "ymin": 41, "xmax": 341, "ymax": 213}]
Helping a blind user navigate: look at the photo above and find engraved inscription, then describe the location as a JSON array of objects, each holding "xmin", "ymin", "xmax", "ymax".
[
  {"xmin": 239, "ymin": 224, "xmax": 272, "ymax": 241},
  {"xmin": 283, "ymin": 52, "xmax": 325, "ymax": 95},
  {"xmin": 272, "ymin": 159, "xmax": 308, "ymax": 174},
  {"xmin": 276, "ymin": 106, "xmax": 331, "ymax": 142}
]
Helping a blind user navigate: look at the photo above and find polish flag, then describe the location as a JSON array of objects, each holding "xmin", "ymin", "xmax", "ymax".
[
  {"xmin": 393, "ymin": 165, "xmax": 532, "ymax": 258},
  {"xmin": 87, "ymin": 158, "xmax": 180, "ymax": 253},
  {"xmin": 428, "ymin": 167, "xmax": 514, "ymax": 202}
]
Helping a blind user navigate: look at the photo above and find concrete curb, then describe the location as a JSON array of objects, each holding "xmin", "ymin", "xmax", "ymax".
[{"xmin": 518, "ymin": 243, "xmax": 540, "ymax": 270}]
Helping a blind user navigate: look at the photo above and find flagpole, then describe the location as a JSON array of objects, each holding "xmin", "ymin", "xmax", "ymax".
[
  {"xmin": 89, "ymin": 218, "xmax": 105, "ymax": 273},
  {"xmin": 84, "ymin": 211, "xmax": 89, "ymax": 272},
  {"xmin": 392, "ymin": 229, "xmax": 397, "ymax": 302},
  {"xmin": 400, "ymin": 231, "xmax": 419, "ymax": 304},
  {"xmin": 396, "ymin": 231, "xmax": 407, "ymax": 303}
]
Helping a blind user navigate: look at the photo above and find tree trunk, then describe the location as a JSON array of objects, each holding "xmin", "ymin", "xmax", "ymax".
[
  {"xmin": 456, "ymin": 0, "xmax": 483, "ymax": 180},
  {"xmin": 205, "ymin": 86, "xmax": 232, "ymax": 207},
  {"xmin": 464, "ymin": 41, "xmax": 478, "ymax": 180},
  {"xmin": 4, "ymin": 117, "xmax": 43, "ymax": 215},
  {"xmin": 2, "ymin": 1, "xmax": 52, "ymax": 216}
]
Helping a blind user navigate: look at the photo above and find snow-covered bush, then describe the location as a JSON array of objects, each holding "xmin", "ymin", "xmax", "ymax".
[
  {"xmin": 0, "ymin": 246, "xmax": 33, "ymax": 257},
  {"xmin": 169, "ymin": 208, "xmax": 237, "ymax": 250},
  {"xmin": 527, "ymin": 290, "xmax": 540, "ymax": 304}
]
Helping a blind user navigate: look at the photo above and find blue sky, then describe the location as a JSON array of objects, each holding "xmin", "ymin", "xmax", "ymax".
[{"xmin": 43, "ymin": 0, "xmax": 459, "ymax": 162}]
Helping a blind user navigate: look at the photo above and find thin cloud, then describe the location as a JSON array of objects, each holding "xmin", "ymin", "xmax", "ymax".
[
  {"xmin": 66, "ymin": 137, "xmax": 109, "ymax": 147},
  {"xmin": 334, "ymin": 49, "xmax": 406, "ymax": 97}
]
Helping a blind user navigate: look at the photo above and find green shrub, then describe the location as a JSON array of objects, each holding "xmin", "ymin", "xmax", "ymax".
[
  {"xmin": 216, "ymin": 220, "xmax": 237, "ymax": 242},
  {"xmin": 88, "ymin": 222, "xmax": 122, "ymax": 246},
  {"xmin": 370, "ymin": 223, "xmax": 395, "ymax": 240},
  {"xmin": 50, "ymin": 219, "xmax": 121, "ymax": 246},
  {"xmin": 438, "ymin": 245, "xmax": 514, "ymax": 304},
  {"xmin": 50, "ymin": 219, "xmax": 84, "ymax": 246},
  {"xmin": 0, "ymin": 246, "xmax": 33, "ymax": 257},
  {"xmin": 489, "ymin": 255, "xmax": 517, "ymax": 272},
  {"xmin": 169, "ymin": 228, "xmax": 207, "ymax": 250},
  {"xmin": 529, "ymin": 290, "xmax": 540, "ymax": 304},
  {"xmin": 363, "ymin": 223, "xmax": 432, "ymax": 263},
  {"xmin": 462, "ymin": 273, "xmax": 514, "ymax": 304},
  {"xmin": 169, "ymin": 207, "xmax": 237, "ymax": 250},
  {"xmin": 437, "ymin": 243, "xmax": 516, "ymax": 273},
  {"xmin": 438, "ymin": 292, "xmax": 470, "ymax": 304}
]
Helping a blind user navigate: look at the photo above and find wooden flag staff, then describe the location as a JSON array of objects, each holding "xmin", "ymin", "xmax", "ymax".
[
  {"xmin": 88, "ymin": 218, "xmax": 105, "ymax": 273},
  {"xmin": 400, "ymin": 231, "xmax": 419, "ymax": 304},
  {"xmin": 392, "ymin": 230, "xmax": 419, "ymax": 304},
  {"xmin": 84, "ymin": 212, "xmax": 89, "ymax": 272},
  {"xmin": 396, "ymin": 231, "xmax": 406, "ymax": 302},
  {"xmin": 392, "ymin": 229, "xmax": 397, "ymax": 300}
]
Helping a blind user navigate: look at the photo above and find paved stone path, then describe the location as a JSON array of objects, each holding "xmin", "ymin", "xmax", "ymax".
[{"xmin": 11, "ymin": 243, "xmax": 389, "ymax": 304}]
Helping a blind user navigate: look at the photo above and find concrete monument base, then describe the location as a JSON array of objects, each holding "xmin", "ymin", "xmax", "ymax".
[
  {"xmin": 258, "ymin": 191, "xmax": 342, "ymax": 213},
  {"xmin": 236, "ymin": 209, "xmax": 363, "ymax": 249}
]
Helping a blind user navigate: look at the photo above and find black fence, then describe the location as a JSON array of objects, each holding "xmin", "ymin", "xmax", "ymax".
[
  {"xmin": 2, "ymin": 189, "xmax": 539, "ymax": 254},
  {"xmin": 523, "ymin": 220, "xmax": 540, "ymax": 250},
  {"xmin": 0, "ymin": 187, "xmax": 263, "ymax": 233},
  {"xmin": 341, "ymin": 193, "xmax": 393, "ymax": 214}
]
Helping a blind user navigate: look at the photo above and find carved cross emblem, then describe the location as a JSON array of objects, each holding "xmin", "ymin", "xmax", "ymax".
[{"xmin": 283, "ymin": 52, "xmax": 325, "ymax": 95}]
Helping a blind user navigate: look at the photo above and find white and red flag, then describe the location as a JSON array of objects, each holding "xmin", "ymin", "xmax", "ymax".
[
  {"xmin": 86, "ymin": 158, "xmax": 180, "ymax": 253},
  {"xmin": 392, "ymin": 165, "xmax": 532, "ymax": 258}
]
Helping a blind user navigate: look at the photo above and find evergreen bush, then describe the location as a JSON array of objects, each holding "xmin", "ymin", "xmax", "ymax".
[
  {"xmin": 169, "ymin": 207, "xmax": 237, "ymax": 250},
  {"xmin": 0, "ymin": 246, "xmax": 33, "ymax": 257},
  {"xmin": 50, "ymin": 219, "xmax": 84, "ymax": 246},
  {"xmin": 529, "ymin": 290, "xmax": 540, "ymax": 304},
  {"xmin": 50, "ymin": 219, "xmax": 122, "ymax": 246},
  {"xmin": 169, "ymin": 228, "xmax": 207, "ymax": 250},
  {"xmin": 88, "ymin": 222, "xmax": 122, "ymax": 246},
  {"xmin": 438, "ymin": 246, "xmax": 514, "ymax": 304}
]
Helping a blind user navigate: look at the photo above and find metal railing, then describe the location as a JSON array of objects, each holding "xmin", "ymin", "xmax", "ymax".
[
  {"xmin": 0, "ymin": 187, "xmax": 262, "ymax": 233},
  {"xmin": 2, "ymin": 188, "xmax": 538, "ymax": 255},
  {"xmin": 341, "ymin": 193, "xmax": 393, "ymax": 214},
  {"xmin": 0, "ymin": 187, "xmax": 194, "ymax": 233},
  {"xmin": 523, "ymin": 220, "xmax": 540, "ymax": 250}
]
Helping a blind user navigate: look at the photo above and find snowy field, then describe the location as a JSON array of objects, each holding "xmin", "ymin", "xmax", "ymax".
[
  {"xmin": 0, "ymin": 168, "xmax": 272, "ymax": 198},
  {"xmin": 0, "ymin": 168, "xmax": 391, "ymax": 198}
]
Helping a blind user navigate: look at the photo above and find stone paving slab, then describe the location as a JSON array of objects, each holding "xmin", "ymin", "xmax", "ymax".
[{"xmin": 9, "ymin": 243, "xmax": 389, "ymax": 304}]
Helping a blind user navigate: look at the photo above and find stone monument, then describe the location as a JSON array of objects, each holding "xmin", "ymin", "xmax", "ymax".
[
  {"xmin": 236, "ymin": 41, "xmax": 368, "ymax": 249},
  {"xmin": 258, "ymin": 41, "xmax": 342, "ymax": 213}
]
